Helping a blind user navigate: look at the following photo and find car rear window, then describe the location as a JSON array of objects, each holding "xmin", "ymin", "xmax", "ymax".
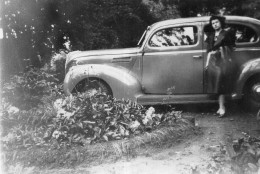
[
  {"xmin": 227, "ymin": 24, "xmax": 258, "ymax": 43},
  {"xmin": 204, "ymin": 23, "xmax": 258, "ymax": 44}
]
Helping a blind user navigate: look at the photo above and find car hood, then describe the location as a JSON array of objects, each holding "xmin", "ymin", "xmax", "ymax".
[{"xmin": 66, "ymin": 47, "xmax": 140, "ymax": 63}]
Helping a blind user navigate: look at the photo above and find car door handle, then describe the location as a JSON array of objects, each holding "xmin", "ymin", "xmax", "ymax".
[{"xmin": 193, "ymin": 55, "xmax": 202, "ymax": 59}]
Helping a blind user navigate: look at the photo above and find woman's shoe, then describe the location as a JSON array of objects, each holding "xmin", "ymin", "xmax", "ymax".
[{"xmin": 218, "ymin": 108, "xmax": 226, "ymax": 118}]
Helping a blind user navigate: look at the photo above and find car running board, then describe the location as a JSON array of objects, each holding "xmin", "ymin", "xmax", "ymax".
[{"xmin": 136, "ymin": 94, "xmax": 218, "ymax": 105}]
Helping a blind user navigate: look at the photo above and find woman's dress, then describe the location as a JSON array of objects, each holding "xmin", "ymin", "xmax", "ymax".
[{"xmin": 205, "ymin": 30, "xmax": 235, "ymax": 94}]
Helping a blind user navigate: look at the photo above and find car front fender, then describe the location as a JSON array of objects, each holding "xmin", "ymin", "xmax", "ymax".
[
  {"xmin": 235, "ymin": 58, "xmax": 260, "ymax": 95},
  {"xmin": 64, "ymin": 64, "xmax": 142, "ymax": 101}
]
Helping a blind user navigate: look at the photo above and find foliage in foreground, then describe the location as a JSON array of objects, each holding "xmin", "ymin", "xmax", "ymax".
[
  {"xmin": 1, "ymin": 51, "xmax": 66, "ymax": 110},
  {"xmin": 2, "ymin": 68, "xmax": 61, "ymax": 110},
  {"xmin": 3, "ymin": 115, "xmax": 195, "ymax": 169},
  {"xmin": 1, "ymin": 89, "xmax": 183, "ymax": 150},
  {"xmin": 231, "ymin": 133, "xmax": 260, "ymax": 174}
]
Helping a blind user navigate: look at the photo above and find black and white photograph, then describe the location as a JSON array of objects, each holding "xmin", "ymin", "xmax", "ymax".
[{"xmin": 1, "ymin": 0, "xmax": 260, "ymax": 173}]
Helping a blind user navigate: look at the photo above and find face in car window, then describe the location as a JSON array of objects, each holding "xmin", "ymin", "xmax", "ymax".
[
  {"xmin": 149, "ymin": 26, "xmax": 198, "ymax": 47},
  {"xmin": 204, "ymin": 23, "xmax": 258, "ymax": 44},
  {"xmin": 230, "ymin": 24, "xmax": 258, "ymax": 43}
]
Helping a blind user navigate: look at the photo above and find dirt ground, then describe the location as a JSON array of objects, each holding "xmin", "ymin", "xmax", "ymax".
[
  {"xmin": 83, "ymin": 104, "xmax": 259, "ymax": 174},
  {"xmin": 17, "ymin": 103, "xmax": 260, "ymax": 174}
]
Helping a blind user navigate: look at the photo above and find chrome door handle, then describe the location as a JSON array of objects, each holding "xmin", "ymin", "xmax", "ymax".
[{"xmin": 193, "ymin": 55, "xmax": 202, "ymax": 59}]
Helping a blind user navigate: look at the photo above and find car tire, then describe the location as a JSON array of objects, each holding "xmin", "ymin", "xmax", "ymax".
[
  {"xmin": 242, "ymin": 77, "xmax": 260, "ymax": 111},
  {"xmin": 73, "ymin": 78, "xmax": 112, "ymax": 96}
]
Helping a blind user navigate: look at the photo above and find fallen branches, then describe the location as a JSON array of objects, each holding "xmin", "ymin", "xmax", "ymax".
[{"xmin": 230, "ymin": 133, "xmax": 260, "ymax": 174}]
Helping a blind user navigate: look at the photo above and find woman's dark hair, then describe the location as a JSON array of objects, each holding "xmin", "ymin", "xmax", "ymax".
[{"xmin": 209, "ymin": 15, "xmax": 226, "ymax": 29}]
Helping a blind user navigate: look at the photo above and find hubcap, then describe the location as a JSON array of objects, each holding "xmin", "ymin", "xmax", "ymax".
[{"xmin": 252, "ymin": 83, "xmax": 260, "ymax": 101}]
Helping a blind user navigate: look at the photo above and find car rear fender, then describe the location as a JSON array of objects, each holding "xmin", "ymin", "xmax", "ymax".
[
  {"xmin": 235, "ymin": 58, "xmax": 260, "ymax": 95},
  {"xmin": 64, "ymin": 64, "xmax": 142, "ymax": 101}
]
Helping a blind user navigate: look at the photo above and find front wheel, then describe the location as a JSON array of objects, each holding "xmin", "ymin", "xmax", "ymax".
[
  {"xmin": 72, "ymin": 78, "xmax": 112, "ymax": 97},
  {"xmin": 242, "ymin": 78, "xmax": 260, "ymax": 111}
]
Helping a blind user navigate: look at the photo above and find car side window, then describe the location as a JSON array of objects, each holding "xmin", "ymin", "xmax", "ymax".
[
  {"xmin": 149, "ymin": 26, "xmax": 198, "ymax": 47},
  {"xmin": 204, "ymin": 24, "xmax": 258, "ymax": 43},
  {"xmin": 226, "ymin": 24, "xmax": 258, "ymax": 43}
]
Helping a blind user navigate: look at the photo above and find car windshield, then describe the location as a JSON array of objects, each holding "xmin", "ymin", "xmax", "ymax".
[{"xmin": 137, "ymin": 26, "xmax": 151, "ymax": 47}]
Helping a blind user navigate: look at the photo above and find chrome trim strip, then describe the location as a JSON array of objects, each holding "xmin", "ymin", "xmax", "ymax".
[
  {"xmin": 145, "ymin": 47, "xmax": 260, "ymax": 56},
  {"xmin": 235, "ymin": 47, "xmax": 260, "ymax": 51},
  {"xmin": 201, "ymin": 48, "xmax": 260, "ymax": 52},
  {"xmin": 112, "ymin": 57, "xmax": 132, "ymax": 62},
  {"xmin": 145, "ymin": 50, "xmax": 204, "ymax": 56}
]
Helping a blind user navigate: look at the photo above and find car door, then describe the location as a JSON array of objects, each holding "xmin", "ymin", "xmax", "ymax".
[{"xmin": 142, "ymin": 23, "xmax": 204, "ymax": 94}]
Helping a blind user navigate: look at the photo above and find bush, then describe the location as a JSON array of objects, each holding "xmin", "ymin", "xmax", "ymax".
[
  {"xmin": 48, "ymin": 50, "xmax": 67, "ymax": 82},
  {"xmin": 1, "ymin": 89, "xmax": 183, "ymax": 150},
  {"xmin": 47, "ymin": 90, "xmax": 182, "ymax": 146},
  {"xmin": 1, "ymin": 98, "xmax": 58, "ymax": 149},
  {"xmin": 1, "ymin": 51, "xmax": 66, "ymax": 149},
  {"xmin": 2, "ymin": 49, "xmax": 68, "ymax": 110},
  {"xmin": 2, "ymin": 68, "xmax": 62, "ymax": 110}
]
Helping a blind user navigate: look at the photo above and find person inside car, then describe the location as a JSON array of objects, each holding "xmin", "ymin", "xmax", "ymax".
[{"xmin": 235, "ymin": 29, "xmax": 247, "ymax": 43}]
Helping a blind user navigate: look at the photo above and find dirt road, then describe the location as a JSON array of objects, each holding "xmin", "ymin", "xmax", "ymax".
[{"xmin": 85, "ymin": 104, "xmax": 259, "ymax": 174}]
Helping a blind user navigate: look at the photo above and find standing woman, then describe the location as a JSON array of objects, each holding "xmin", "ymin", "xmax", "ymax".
[{"xmin": 205, "ymin": 15, "xmax": 235, "ymax": 117}]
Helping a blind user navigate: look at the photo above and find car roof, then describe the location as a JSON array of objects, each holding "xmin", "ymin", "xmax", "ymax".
[{"xmin": 150, "ymin": 16, "xmax": 260, "ymax": 30}]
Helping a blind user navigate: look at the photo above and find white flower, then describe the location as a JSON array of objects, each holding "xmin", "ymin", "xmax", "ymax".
[
  {"xmin": 52, "ymin": 130, "xmax": 60, "ymax": 139},
  {"xmin": 129, "ymin": 120, "xmax": 140, "ymax": 131},
  {"xmin": 56, "ymin": 108, "xmax": 74, "ymax": 120},
  {"xmin": 53, "ymin": 98, "xmax": 64, "ymax": 111},
  {"xmin": 142, "ymin": 117, "xmax": 149, "ymax": 125},
  {"xmin": 142, "ymin": 107, "xmax": 155, "ymax": 125},
  {"xmin": 56, "ymin": 109, "xmax": 66, "ymax": 119},
  {"xmin": 7, "ymin": 106, "xmax": 19, "ymax": 115},
  {"xmin": 64, "ymin": 111, "xmax": 74, "ymax": 119},
  {"xmin": 145, "ymin": 107, "xmax": 155, "ymax": 117}
]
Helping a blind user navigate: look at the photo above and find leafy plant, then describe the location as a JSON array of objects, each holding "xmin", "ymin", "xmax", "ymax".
[
  {"xmin": 43, "ymin": 90, "xmax": 182, "ymax": 146},
  {"xmin": 48, "ymin": 50, "xmax": 67, "ymax": 82},
  {"xmin": 231, "ymin": 133, "xmax": 260, "ymax": 174},
  {"xmin": 1, "ymin": 100, "xmax": 57, "ymax": 149},
  {"xmin": 2, "ymin": 67, "xmax": 62, "ymax": 110},
  {"xmin": 1, "ymin": 88, "xmax": 183, "ymax": 150}
]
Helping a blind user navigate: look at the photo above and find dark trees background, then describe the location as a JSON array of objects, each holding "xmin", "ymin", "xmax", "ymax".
[{"xmin": 1, "ymin": 0, "xmax": 260, "ymax": 77}]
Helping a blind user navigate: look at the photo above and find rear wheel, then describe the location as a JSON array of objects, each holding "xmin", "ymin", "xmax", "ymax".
[
  {"xmin": 72, "ymin": 78, "xmax": 112, "ymax": 96},
  {"xmin": 242, "ymin": 77, "xmax": 260, "ymax": 111}
]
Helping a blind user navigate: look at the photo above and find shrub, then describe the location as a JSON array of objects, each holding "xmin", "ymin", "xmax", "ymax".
[
  {"xmin": 48, "ymin": 50, "xmax": 67, "ymax": 82},
  {"xmin": 2, "ymin": 68, "xmax": 62, "ymax": 110},
  {"xmin": 1, "ymin": 89, "xmax": 182, "ymax": 150},
  {"xmin": 2, "ymin": 49, "xmax": 68, "ymax": 110},
  {"xmin": 1, "ymin": 99, "xmax": 58, "ymax": 149},
  {"xmin": 44, "ymin": 91, "xmax": 148, "ymax": 146}
]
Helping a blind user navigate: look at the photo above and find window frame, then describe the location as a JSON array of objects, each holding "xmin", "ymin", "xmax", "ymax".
[
  {"xmin": 146, "ymin": 24, "xmax": 200, "ymax": 50},
  {"xmin": 203, "ymin": 21, "xmax": 259, "ymax": 47}
]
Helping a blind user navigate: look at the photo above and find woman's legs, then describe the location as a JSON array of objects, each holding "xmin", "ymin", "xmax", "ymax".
[{"xmin": 217, "ymin": 94, "xmax": 225, "ymax": 117}]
